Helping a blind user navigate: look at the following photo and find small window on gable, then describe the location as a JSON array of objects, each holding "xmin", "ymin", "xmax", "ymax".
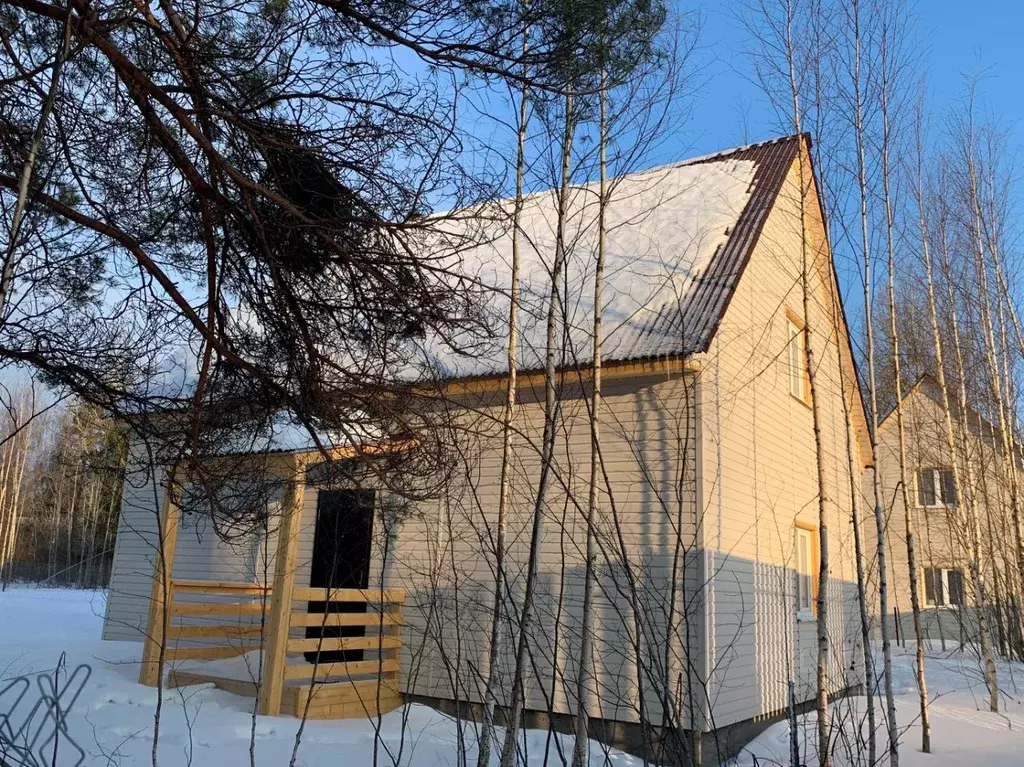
[
  {"xmin": 916, "ymin": 468, "xmax": 957, "ymax": 508},
  {"xmin": 795, "ymin": 525, "xmax": 816, "ymax": 618},
  {"xmin": 924, "ymin": 567, "xmax": 965, "ymax": 607},
  {"xmin": 786, "ymin": 311, "xmax": 810, "ymax": 405}
]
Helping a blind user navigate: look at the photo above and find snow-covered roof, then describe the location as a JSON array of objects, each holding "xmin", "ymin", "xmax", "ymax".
[
  {"xmin": 417, "ymin": 135, "xmax": 800, "ymax": 379},
  {"xmin": 204, "ymin": 409, "xmax": 383, "ymax": 457}
]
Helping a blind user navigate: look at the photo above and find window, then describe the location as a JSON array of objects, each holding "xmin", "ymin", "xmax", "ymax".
[
  {"xmin": 795, "ymin": 525, "xmax": 816, "ymax": 618},
  {"xmin": 916, "ymin": 468, "xmax": 957, "ymax": 508},
  {"xmin": 923, "ymin": 567, "xmax": 965, "ymax": 608},
  {"xmin": 786, "ymin": 311, "xmax": 810, "ymax": 404}
]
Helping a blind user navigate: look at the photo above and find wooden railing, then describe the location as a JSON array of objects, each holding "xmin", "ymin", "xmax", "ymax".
[
  {"xmin": 141, "ymin": 577, "xmax": 405, "ymax": 720},
  {"xmin": 156, "ymin": 579, "xmax": 273, "ymax": 662},
  {"xmin": 272, "ymin": 587, "xmax": 405, "ymax": 718},
  {"xmin": 136, "ymin": 473, "xmax": 405, "ymax": 718},
  {"xmin": 283, "ymin": 588, "xmax": 404, "ymax": 674}
]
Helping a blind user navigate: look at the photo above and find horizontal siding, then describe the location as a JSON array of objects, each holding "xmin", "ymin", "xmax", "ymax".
[
  {"xmin": 102, "ymin": 443, "xmax": 164, "ymax": 642},
  {"xmin": 104, "ymin": 382, "xmax": 699, "ymax": 730},
  {"xmin": 102, "ymin": 444, "xmax": 281, "ymax": 643},
  {"xmin": 381, "ymin": 376, "xmax": 700, "ymax": 727},
  {"xmin": 879, "ymin": 383, "xmax": 1010, "ymax": 621},
  {"xmin": 699, "ymin": 157, "xmax": 864, "ymax": 728}
]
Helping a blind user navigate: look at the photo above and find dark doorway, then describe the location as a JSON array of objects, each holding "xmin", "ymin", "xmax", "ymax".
[{"xmin": 305, "ymin": 489, "xmax": 375, "ymax": 664}]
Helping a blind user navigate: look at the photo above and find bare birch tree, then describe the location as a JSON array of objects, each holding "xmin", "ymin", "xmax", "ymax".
[
  {"xmin": 499, "ymin": 82, "xmax": 575, "ymax": 767},
  {"xmin": 843, "ymin": 0, "xmax": 901, "ymax": 758},
  {"xmin": 477, "ymin": 23, "xmax": 531, "ymax": 767},
  {"xmin": 876, "ymin": 6, "xmax": 930, "ymax": 751},
  {"xmin": 952, "ymin": 91, "xmax": 1002, "ymax": 711},
  {"xmin": 745, "ymin": 0, "xmax": 836, "ymax": 761},
  {"xmin": 571, "ymin": 48, "xmax": 607, "ymax": 767}
]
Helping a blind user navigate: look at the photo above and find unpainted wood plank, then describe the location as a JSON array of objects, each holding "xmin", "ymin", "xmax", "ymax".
[
  {"xmin": 258, "ymin": 472, "xmax": 304, "ymax": 716},
  {"xmin": 166, "ymin": 645, "xmax": 257, "ymax": 661},
  {"xmin": 282, "ymin": 658, "xmax": 400, "ymax": 681},
  {"xmin": 286, "ymin": 636, "xmax": 401, "ymax": 654},
  {"xmin": 168, "ymin": 670, "xmax": 260, "ymax": 699},
  {"xmin": 290, "ymin": 587, "xmax": 406, "ymax": 603},
  {"xmin": 167, "ymin": 624, "xmax": 265, "ymax": 640},
  {"xmin": 288, "ymin": 612, "xmax": 402, "ymax": 628},
  {"xmin": 171, "ymin": 602, "xmax": 269, "ymax": 617},
  {"xmin": 171, "ymin": 580, "xmax": 272, "ymax": 595},
  {"xmin": 292, "ymin": 678, "xmax": 400, "ymax": 707},
  {"xmin": 139, "ymin": 476, "xmax": 181, "ymax": 686},
  {"xmin": 306, "ymin": 694, "xmax": 404, "ymax": 720}
]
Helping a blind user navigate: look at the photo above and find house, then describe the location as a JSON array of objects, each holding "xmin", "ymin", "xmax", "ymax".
[
  {"xmin": 101, "ymin": 135, "xmax": 871, "ymax": 761},
  {"xmin": 878, "ymin": 375, "xmax": 1019, "ymax": 649}
]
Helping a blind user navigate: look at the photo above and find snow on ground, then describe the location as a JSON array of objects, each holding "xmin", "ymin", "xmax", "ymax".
[
  {"xmin": 733, "ymin": 644, "xmax": 1024, "ymax": 766},
  {"xmin": 5, "ymin": 590, "xmax": 1024, "ymax": 766},
  {"xmin": 0, "ymin": 588, "xmax": 642, "ymax": 766}
]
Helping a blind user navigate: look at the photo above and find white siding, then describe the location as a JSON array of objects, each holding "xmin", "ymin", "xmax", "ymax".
[
  {"xmin": 371, "ymin": 375, "xmax": 700, "ymax": 726},
  {"xmin": 697, "ymin": 157, "xmax": 865, "ymax": 727},
  {"xmin": 102, "ymin": 442, "xmax": 279, "ymax": 642},
  {"xmin": 878, "ymin": 381, "xmax": 1007, "ymax": 639},
  {"xmin": 101, "ymin": 150, "xmax": 865, "ymax": 735}
]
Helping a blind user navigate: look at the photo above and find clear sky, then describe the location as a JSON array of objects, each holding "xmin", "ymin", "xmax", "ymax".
[{"xmin": 677, "ymin": 0, "xmax": 1022, "ymax": 159}]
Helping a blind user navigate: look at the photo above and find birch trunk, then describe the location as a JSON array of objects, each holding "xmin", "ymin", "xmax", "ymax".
[
  {"xmin": 499, "ymin": 91, "xmax": 573, "ymax": 767},
  {"xmin": 100, "ymin": 488, "xmax": 118, "ymax": 585},
  {"xmin": 851, "ymin": 3, "xmax": 898, "ymax": 759},
  {"xmin": 959, "ymin": 120, "xmax": 1000, "ymax": 710},
  {"xmin": 477, "ymin": 31, "xmax": 529, "ymax": 767},
  {"xmin": 996, "ymin": 298, "xmax": 1024, "ymax": 655},
  {"xmin": 973, "ymin": 153, "xmax": 1024, "ymax": 654},
  {"xmin": 571, "ymin": 65, "xmax": 607, "ymax": 767},
  {"xmin": 879, "ymin": 50, "xmax": 930, "ymax": 751},
  {"xmin": 828, "ymin": 255, "xmax": 876, "ymax": 762},
  {"xmin": 2, "ymin": 427, "xmax": 29, "ymax": 586},
  {"xmin": 929, "ymin": 185, "xmax": 998, "ymax": 712},
  {"xmin": 782, "ymin": 40, "xmax": 831, "ymax": 767},
  {"xmin": 991, "ymin": 264, "xmax": 1024, "ymax": 645},
  {"xmin": 0, "ymin": 437, "xmax": 14, "ymax": 581}
]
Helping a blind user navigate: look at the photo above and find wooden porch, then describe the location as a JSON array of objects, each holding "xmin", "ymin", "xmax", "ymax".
[{"xmin": 136, "ymin": 450, "xmax": 406, "ymax": 720}]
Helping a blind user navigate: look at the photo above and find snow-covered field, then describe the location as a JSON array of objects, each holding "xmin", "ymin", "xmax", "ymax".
[
  {"xmin": 0, "ymin": 588, "xmax": 641, "ymax": 766},
  {"xmin": 2, "ymin": 589, "xmax": 1023, "ymax": 766},
  {"xmin": 734, "ymin": 645, "xmax": 1024, "ymax": 766}
]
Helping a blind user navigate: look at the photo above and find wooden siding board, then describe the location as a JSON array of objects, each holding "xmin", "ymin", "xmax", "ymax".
[
  {"xmin": 698, "ymin": 156, "xmax": 863, "ymax": 727},
  {"xmin": 102, "ymin": 445, "xmax": 282, "ymax": 643}
]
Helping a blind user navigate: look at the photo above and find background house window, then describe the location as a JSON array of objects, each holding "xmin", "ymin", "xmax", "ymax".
[
  {"xmin": 924, "ymin": 567, "xmax": 965, "ymax": 607},
  {"xmin": 917, "ymin": 468, "xmax": 957, "ymax": 508},
  {"xmin": 787, "ymin": 314, "xmax": 809, "ymax": 403},
  {"xmin": 795, "ymin": 525, "xmax": 816, "ymax": 618}
]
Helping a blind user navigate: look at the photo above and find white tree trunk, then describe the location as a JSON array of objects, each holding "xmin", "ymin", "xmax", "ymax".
[
  {"xmin": 879, "ymin": 51, "xmax": 930, "ymax": 751},
  {"xmin": 781, "ymin": 31, "xmax": 832, "ymax": 767},
  {"xmin": 850, "ymin": 4, "xmax": 898, "ymax": 760},
  {"xmin": 499, "ymin": 91, "xmax": 573, "ymax": 767},
  {"xmin": 572, "ymin": 65, "xmax": 607, "ymax": 767},
  {"xmin": 477, "ymin": 33, "xmax": 529, "ymax": 767},
  {"xmin": 958, "ymin": 110, "xmax": 1000, "ymax": 710}
]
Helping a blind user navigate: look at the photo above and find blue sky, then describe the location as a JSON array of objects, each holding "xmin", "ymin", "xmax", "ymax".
[{"xmin": 681, "ymin": 0, "xmax": 1022, "ymax": 159}]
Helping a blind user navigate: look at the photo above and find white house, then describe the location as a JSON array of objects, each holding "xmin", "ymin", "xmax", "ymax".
[{"xmin": 102, "ymin": 134, "xmax": 870, "ymax": 762}]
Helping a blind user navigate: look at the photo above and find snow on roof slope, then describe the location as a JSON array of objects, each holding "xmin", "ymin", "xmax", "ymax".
[
  {"xmin": 205, "ymin": 409, "xmax": 384, "ymax": 457},
  {"xmin": 415, "ymin": 136, "xmax": 801, "ymax": 380}
]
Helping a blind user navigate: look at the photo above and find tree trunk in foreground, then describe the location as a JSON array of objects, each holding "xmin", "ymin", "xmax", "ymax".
[
  {"xmin": 477, "ymin": 30, "xmax": 529, "ymax": 767},
  {"xmin": 499, "ymin": 90, "xmax": 574, "ymax": 767},
  {"xmin": 879, "ymin": 47, "xmax": 930, "ymax": 750},
  {"xmin": 571, "ymin": 64, "xmax": 607, "ymax": 767}
]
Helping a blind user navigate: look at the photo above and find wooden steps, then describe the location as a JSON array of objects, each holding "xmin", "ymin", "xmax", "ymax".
[
  {"xmin": 281, "ymin": 678, "xmax": 403, "ymax": 719},
  {"xmin": 166, "ymin": 669, "xmax": 403, "ymax": 720},
  {"xmin": 167, "ymin": 669, "xmax": 259, "ymax": 698}
]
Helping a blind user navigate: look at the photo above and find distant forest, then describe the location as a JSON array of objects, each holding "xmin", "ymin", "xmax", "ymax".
[{"xmin": 0, "ymin": 392, "xmax": 125, "ymax": 589}]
